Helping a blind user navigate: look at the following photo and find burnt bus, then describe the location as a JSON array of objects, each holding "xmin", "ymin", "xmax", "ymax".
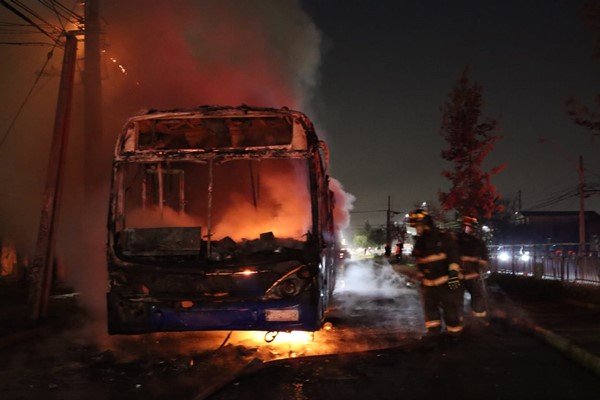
[{"xmin": 106, "ymin": 105, "xmax": 339, "ymax": 334}]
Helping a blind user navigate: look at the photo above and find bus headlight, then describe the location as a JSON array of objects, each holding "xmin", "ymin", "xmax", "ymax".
[
  {"xmin": 263, "ymin": 266, "xmax": 313, "ymax": 300},
  {"xmin": 280, "ymin": 279, "xmax": 298, "ymax": 296}
]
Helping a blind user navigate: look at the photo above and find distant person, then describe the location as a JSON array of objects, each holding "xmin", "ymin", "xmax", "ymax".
[
  {"xmin": 456, "ymin": 216, "xmax": 489, "ymax": 325},
  {"xmin": 395, "ymin": 241, "xmax": 403, "ymax": 263},
  {"xmin": 384, "ymin": 244, "xmax": 392, "ymax": 258},
  {"xmin": 409, "ymin": 209, "xmax": 463, "ymax": 342}
]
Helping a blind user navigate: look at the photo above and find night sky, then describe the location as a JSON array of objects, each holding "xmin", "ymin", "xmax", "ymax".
[
  {"xmin": 2, "ymin": 0, "xmax": 600, "ymax": 245},
  {"xmin": 301, "ymin": 0, "xmax": 600, "ymax": 229}
]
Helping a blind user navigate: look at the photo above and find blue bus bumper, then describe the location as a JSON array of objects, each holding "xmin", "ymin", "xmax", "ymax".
[{"xmin": 107, "ymin": 292, "xmax": 322, "ymax": 334}]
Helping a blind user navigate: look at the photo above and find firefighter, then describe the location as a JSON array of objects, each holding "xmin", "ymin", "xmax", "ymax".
[
  {"xmin": 457, "ymin": 215, "xmax": 489, "ymax": 324},
  {"xmin": 409, "ymin": 209, "xmax": 464, "ymax": 342},
  {"xmin": 395, "ymin": 241, "xmax": 403, "ymax": 263}
]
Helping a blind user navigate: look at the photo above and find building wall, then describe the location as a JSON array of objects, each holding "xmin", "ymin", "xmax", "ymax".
[{"xmin": 522, "ymin": 211, "xmax": 600, "ymax": 243}]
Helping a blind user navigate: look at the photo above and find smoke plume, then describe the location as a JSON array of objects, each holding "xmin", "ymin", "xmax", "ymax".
[{"xmin": 0, "ymin": 1, "xmax": 357, "ymax": 344}]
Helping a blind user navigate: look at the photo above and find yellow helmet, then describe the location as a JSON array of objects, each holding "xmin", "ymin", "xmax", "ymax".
[
  {"xmin": 462, "ymin": 215, "xmax": 479, "ymax": 228},
  {"xmin": 408, "ymin": 209, "xmax": 432, "ymax": 227}
]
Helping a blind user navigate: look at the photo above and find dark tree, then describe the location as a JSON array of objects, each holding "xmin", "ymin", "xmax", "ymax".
[
  {"xmin": 438, "ymin": 67, "xmax": 505, "ymax": 219},
  {"xmin": 354, "ymin": 221, "xmax": 386, "ymax": 249},
  {"xmin": 581, "ymin": 1, "xmax": 600, "ymax": 58},
  {"xmin": 566, "ymin": 1, "xmax": 600, "ymax": 138},
  {"xmin": 567, "ymin": 96, "xmax": 600, "ymax": 137}
]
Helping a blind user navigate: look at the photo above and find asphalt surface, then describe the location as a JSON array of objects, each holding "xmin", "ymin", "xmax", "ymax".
[
  {"xmin": 207, "ymin": 322, "xmax": 600, "ymax": 400},
  {"xmin": 206, "ymin": 274, "xmax": 600, "ymax": 400},
  {"xmin": 1, "ymin": 266, "xmax": 600, "ymax": 400}
]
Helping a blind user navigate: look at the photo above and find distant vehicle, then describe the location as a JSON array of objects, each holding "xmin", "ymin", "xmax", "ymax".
[
  {"xmin": 338, "ymin": 249, "xmax": 351, "ymax": 260},
  {"xmin": 106, "ymin": 105, "xmax": 340, "ymax": 334}
]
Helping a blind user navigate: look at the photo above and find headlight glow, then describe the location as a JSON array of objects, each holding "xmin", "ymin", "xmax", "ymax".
[{"xmin": 262, "ymin": 266, "xmax": 313, "ymax": 300}]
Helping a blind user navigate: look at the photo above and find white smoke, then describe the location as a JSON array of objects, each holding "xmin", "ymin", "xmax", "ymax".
[
  {"xmin": 0, "ymin": 1, "xmax": 361, "ymax": 348},
  {"xmin": 335, "ymin": 260, "xmax": 408, "ymax": 296}
]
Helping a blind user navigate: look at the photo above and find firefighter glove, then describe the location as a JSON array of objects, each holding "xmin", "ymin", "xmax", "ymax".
[{"xmin": 447, "ymin": 269, "xmax": 461, "ymax": 290}]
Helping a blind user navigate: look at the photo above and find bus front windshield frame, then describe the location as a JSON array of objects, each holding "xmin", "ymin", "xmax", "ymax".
[{"xmin": 115, "ymin": 157, "xmax": 313, "ymax": 259}]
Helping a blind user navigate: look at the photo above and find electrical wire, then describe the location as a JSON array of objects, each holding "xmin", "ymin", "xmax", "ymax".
[
  {"xmin": 39, "ymin": 0, "xmax": 83, "ymax": 25},
  {"xmin": 45, "ymin": 1, "xmax": 67, "ymax": 32},
  {"xmin": 0, "ymin": 0, "xmax": 83, "ymax": 149},
  {"xmin": 0, "ymin": 41, "xmax": 53, "ymax": 45},
  {"xmin": 0, "ymin": 44, "xmax": 56, "ymax": 149},
  {"xmin": 0, "ymin": 0, "xmax": 59, "ymax": 43},
  {"xmin": 525, "ymin": 192, "xmax": 577, "ymax": 211},
  {"xmin": 0, "ymin": 0, "xmax": 82, "ymax": 46},
  {"xmin": 38, "ymin": 0, "xmax": 83, "ymax": 30},
  {"xmin": 13, "ymin": 0, "xmax": 54, "ymax": 26},
  {"xmin": 523, "ymin": 186, "xmax": 580, "ymax": 211},
  {"xmin": 0, "ymin": 21, "xmax": 47, "ymax": 33}
]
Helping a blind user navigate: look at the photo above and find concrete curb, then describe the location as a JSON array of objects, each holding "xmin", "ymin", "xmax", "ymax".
[{"xmin": 492, "ymin": 309, "xmax": 600, "ymax": 378}]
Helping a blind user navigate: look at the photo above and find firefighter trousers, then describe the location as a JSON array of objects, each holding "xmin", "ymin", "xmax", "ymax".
[
  {"xmin": 420, "ymin": 284, "xmax": 463, "ymax": 334},
  {"xmin": 462, "ymin": 278, "xmax": 487, "ymax": 317}
]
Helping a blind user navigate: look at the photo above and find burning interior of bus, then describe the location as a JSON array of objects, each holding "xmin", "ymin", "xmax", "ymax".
[{"xmin": 107, "ymin": 106, "xmax": 339, "ymax": 334}]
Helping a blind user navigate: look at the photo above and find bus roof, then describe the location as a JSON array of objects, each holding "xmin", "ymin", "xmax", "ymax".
[{"xmin": 119, "ymin": 105, "xmax": 319, "ymax": 154}]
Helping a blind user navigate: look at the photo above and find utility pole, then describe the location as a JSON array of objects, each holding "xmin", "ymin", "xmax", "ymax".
[
  {"xmin": 385, "ymin": 196, "xmax": 391, "ymax": 257},
  {"xmin": 84, "ymin": 0, "xmax": 103, "ymax": 198},
  {"xmin": 578, "ymin": 155, "xmax": 586, "ymax": 256},
  {"xmin": 30, "ymin": 32, "xmax": 78, "ymax": 319}
]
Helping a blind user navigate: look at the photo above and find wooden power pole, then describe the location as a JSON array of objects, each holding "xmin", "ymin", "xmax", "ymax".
[
  {"xmin": 30, "ymin": 32, "xmax": 78, "ymax": 319},
  {"xmin": 385, "ymin": 196, "xmax": 391, "ymax": 257},
  {"xmin": 578, "ymin": 155, "xmax": 586, "ymax": 256},
  {"xmin": 83, "ymin": 0, "xmax": 103, "ymax": 198}
]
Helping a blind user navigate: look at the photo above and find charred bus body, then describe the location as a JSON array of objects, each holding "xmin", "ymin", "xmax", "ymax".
[{"xmin": 106, "ymin": 105, "xmax": 339, "ymax": 334}]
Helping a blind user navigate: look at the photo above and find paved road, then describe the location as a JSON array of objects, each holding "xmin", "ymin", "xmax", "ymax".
[
  {"xmin": 1, "ymin": 260, "xmax": 599, "ymax": 400},
  {"xmin": 207, "ymin": 321, "xmax": 600, "ymax": 400},
  {"xmin": 206, "ymin": 263, "xmax": 600, "ymax": 400}
]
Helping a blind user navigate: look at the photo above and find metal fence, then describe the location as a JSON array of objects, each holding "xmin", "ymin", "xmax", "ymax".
[{"xmin": 488, "ymin": 243, "xmax": 600, "ymax": 284}]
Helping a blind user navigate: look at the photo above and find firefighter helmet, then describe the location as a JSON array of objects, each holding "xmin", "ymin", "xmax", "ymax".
[
  {"xmin": 408, "ymin": 208, "xmax": 432, "ymax": 227},
  {"xmin": 462, "ymin": 215, "xmax": 479, "ymax": 228}
]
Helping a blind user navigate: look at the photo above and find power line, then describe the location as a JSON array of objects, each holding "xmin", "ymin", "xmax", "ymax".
[
  {"xmin": 523, "ymin": 186, "xmax": 579, "ymax": 211},
  {"xmin": 0, "ymin": 21, "xmax": 50, "ymax": 34},
  {"xmin": 39, "ymin": 0, "xmax": 83, "ymax": 25},
  {"xmin": 0, "ymin": 45, "xmax": 56, "ymax": 148},
  {"xmin": 0, "ymin": 0, "xmax": 83, "ymax": 46},
  {"xmin": 0, "ymin": 0, "xmax": 61, "ymax": 45},
  {"xmin": 13, "ymin": 0, "xmax": 56, "ymax": 27},
  {"xmin": 38, "ymin": 0, "xmax": 83, "ymax": 31},
  {"xmin": 0, "ymin": 41, "xmax": 53, "ymax": 45},
  {"xmin": 0, "ymin": 0, "xmax": 83, "ymax": 148}
]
